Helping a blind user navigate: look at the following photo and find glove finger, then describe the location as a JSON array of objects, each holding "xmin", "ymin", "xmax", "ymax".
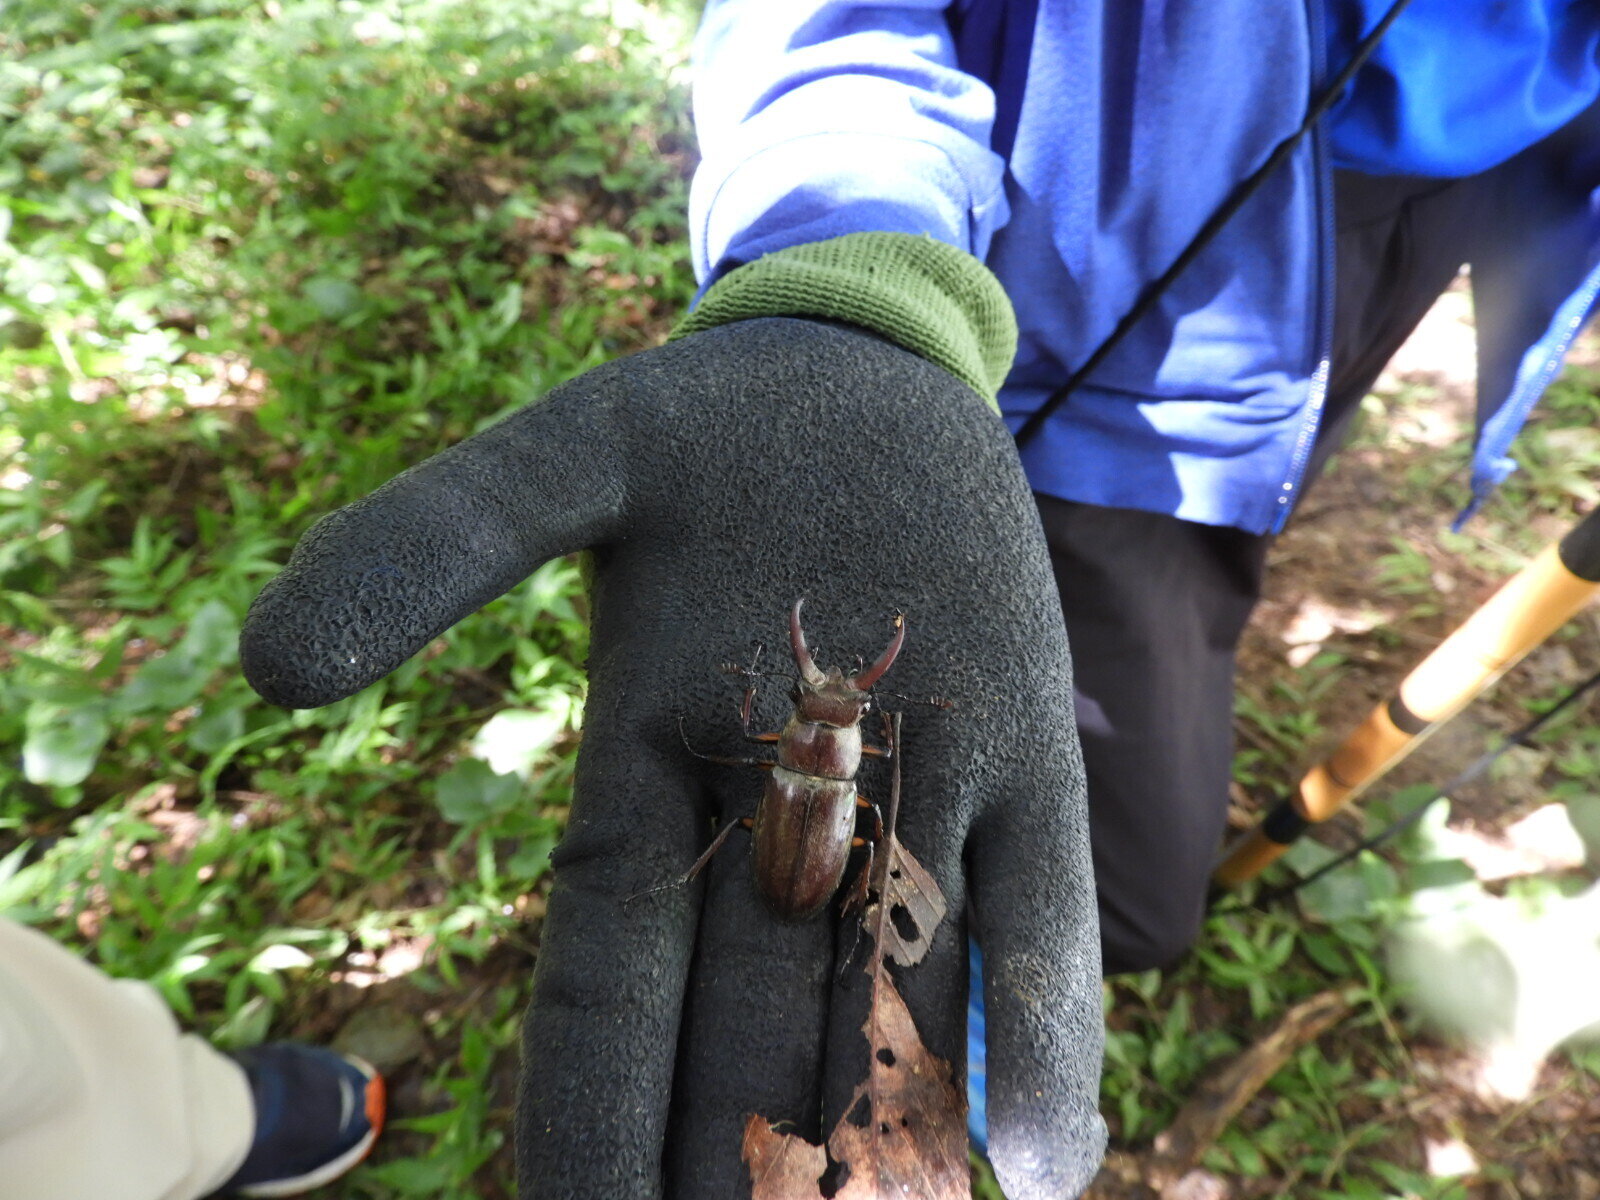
[
  {"xmin": 241, "ymin": 369, "xmax": 630, "ymax": 708},
  {"xmin": 967, "ymin": 748, "xmax": 1107, "ymax": 1199},
  {"xmin": 664, "ymin": 803, "xmax": 840, "ymax": 1195},
  {"xmin": 516, "ymin": 715, "xmax": 706, "ymax": 1200}
]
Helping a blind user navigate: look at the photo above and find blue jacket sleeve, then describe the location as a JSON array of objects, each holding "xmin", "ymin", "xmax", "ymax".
[{"xmin": 688, "ymin": 1, "xmax": 1010, "ymax": 286}]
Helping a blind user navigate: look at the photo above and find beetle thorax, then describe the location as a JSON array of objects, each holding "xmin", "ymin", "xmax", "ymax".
[{"xmin": 778, "ymin": 705, "xmax": 864, "ymax": 780}]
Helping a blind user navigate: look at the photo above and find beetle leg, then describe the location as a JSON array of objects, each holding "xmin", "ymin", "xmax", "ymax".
[
  {"xmin": 625, "ymin": 816, "xmax": 754, "ymax": 905},
  {"xmin": 856, "ymin": 793, "xmax": 886, "ymax": 843},
  {"xmin": 678, "ymin": 716, "xmax": 775, "ymax": 769},
  {"xmin": 736, "ymin": 687, "xmax": 782, "ymax": 745},
  {"xmin": 692, "ymin": 752, "xmax": 775, "ymax": 769},
  {"xmin": 836, "ymin": 841, "xmax": 879, "ymax": 981},
  {"xmin": 840, "ymin": 796, "xmax": 884, "ymax": 920},
  {"xmin": 719, "ymin": 646, "xmax": 791, "ymax": 694},
  {"xmin": 680, "ymin": 816, "xmax": 753, "ymax": 884},
  {"xmin": 870, "ymin": 687, "xmax": 956, "ymax": 711},
  {"xmin": 840, "ymin": 839, "xmax": 875, "ymax": 916},
  {"xmin": 718, "ymin": 642, "xmax": 765, "ymax": 678},
  {"xmin": 860, "ymin": 709, "xmax": 895, "ymax": 760}
]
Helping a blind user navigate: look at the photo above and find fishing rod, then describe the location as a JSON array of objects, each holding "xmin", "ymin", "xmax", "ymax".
[
  {"xmin": 1013, "ymin": 0, "xmax": 1417, "ymax": 449},
  {"xmin": 1213, "ymin": 504, "xmax": 1600, "ymax": 893}
]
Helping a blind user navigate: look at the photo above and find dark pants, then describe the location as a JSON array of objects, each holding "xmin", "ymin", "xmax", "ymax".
[{"xmin": 1050, "ymin": 171, "xmax": 1489, "ymax": 974}]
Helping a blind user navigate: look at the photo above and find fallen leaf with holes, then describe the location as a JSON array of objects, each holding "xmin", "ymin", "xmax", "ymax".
[
  {"xmin": 743, "ymin": 1122, "xmax": 828, "ymax": 1196},
  {"xmin": 743, "ymin": 970, "xmax": 969, "ymax": 1199},
  {"xmin": 865, "ymin": 837, "xmax": 947, "ymax": 967},
  {"xmin": 831, "ymin": 966, "xmax": 970, "ymax": 1198},
  {"xmin": 744, "ymin": 714, "xmax": 969, "ymax": 1199}
]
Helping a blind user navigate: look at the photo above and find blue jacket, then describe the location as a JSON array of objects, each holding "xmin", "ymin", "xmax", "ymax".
[{"xmin": 690, "ymin": 0, "xmax": 1600, "ymax": 533}]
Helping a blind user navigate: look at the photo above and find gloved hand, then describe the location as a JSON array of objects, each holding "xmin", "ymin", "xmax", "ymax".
[{"xmin": 240, "ymin": 235, "xmax": 1107, "ymax": 1199}]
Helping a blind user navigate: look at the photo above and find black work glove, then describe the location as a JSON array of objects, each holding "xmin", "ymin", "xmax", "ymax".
[{"xmin": 241, "ymin": 237, "xmax": 1106, "ymax": 1199}]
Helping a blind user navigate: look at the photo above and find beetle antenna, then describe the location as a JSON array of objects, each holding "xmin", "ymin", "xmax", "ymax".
[
  {"xmin": 677, "ymin": 714, "xmax": 699, "ymax": 757},
  {"xmin": 719, "ymin": 664, "xmax": 789, "ymax": 681},
  {"xmin": 721, "ymin": 642, "xmax": 780, "ymax": 679},
  {"xmin": 871, "ymin": 688, "xmax": 955, "ymax": 711}
]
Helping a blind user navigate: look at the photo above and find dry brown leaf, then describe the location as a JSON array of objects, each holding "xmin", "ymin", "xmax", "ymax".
[
  {"xmin": 864, "ymin": 837, "xmax": 947, "ymax": 967},
  {"xmin": 742, "ymin": 972, "xmax": 970, "ymax": 1200},
  {"xmin": 744, "ymin": 1118, "xmax": 828, "ymax": 1199},
  {"xmin": 828, "ymin": 969, "xmax": 970, "ymax": 1198}
]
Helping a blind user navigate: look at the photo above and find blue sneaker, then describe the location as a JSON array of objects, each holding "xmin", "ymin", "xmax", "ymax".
[{"xmin": 216, "ymin": 1043, "xmax": 386, "ymax": 1198}]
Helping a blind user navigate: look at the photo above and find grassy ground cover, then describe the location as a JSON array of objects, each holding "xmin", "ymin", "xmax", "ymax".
[{"xmin": 3, "ymin": 3, "xmax": 1599, "ymax": 1197}]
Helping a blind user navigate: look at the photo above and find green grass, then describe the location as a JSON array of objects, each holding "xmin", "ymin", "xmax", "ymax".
[
  {"xmin": 2, "ymin": 1, "xmax": 691, "ymax": 1192},
  {"xmin": 6, "ymin": 4, "xmax": 1600, "ymax": 1197}
]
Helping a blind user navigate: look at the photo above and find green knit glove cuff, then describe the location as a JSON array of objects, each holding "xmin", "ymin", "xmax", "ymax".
[{"xmin": 670, "ymin": 233, "xmax": 1017, "ymax": 408}]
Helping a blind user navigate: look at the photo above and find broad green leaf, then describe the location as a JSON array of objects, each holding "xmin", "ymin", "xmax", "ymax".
[
  {"xmin": 211, "ymin": 996, "xmax": 275, "ymax": 1050},
  {"xmin": 23, "ymin": 702, "xmax": 110, "ymax": 786},
  {"xmin": 471, "ymin": 705, "xmax": 569, "ymax": 777},
  {"xmin": 250, "ymin": 943, "xmax": 315, "ymax": 972},
  {"xmin": 187, "ymin": 698, "xmax": 247, "ymax": 754},
  {"xmin": 178, "ymin": 599, "xmax": 239, "ymax": 667},
  {"xmin": 302, "ymin": 275, "xmax": 363, "ymax": 319},
  {"xmin": 506, "ymin": 830, "xmax": 558, "ymax": 880},
  {"xmin": 436, "ymin": 759, "xmax": 523, "ymax": 824}
]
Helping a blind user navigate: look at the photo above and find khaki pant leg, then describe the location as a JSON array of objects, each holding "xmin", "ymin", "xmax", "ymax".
[{"xmin": 0, "ymin": 919, "xmax": 254, "ymax": 1200}]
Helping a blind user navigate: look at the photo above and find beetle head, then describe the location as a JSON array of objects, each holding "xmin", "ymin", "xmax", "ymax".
[{"xmin": 787, "ymin": 600, "xmax": 904, "ymax": 726}]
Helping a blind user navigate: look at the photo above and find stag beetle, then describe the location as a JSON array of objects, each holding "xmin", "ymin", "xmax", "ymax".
[{"xmin": 675, "ymin": 599, "xmax": 909, "ymax": 922}]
